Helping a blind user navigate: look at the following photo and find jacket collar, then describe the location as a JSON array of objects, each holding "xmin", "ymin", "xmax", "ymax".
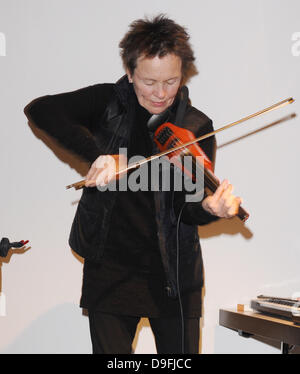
[{"xmin": 115, "ymin": 75, "xmax": 134, "ymax": 108}]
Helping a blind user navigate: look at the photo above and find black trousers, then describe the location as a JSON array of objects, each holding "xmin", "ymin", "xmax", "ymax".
[{"xmin": 88, "ymin": 310, "xmax": 200, "ymax": 354}]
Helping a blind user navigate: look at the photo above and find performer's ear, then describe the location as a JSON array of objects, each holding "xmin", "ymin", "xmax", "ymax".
[{"xmin": 126, "ymin": 70, "xmax": 133, "ymax": 83}]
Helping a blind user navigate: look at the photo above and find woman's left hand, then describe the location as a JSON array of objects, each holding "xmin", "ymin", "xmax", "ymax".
[{"xmin": 201, "ymin": 179, "xmax": 242, "ymax": 218}]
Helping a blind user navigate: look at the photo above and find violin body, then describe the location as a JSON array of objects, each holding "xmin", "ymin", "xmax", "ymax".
[
  {"xmin": 154, "ymin": 122, "xmax": 213, "ymax": 172},
  {"xmin": 154, "ymin": 122, "xmax": 249, "ymax": 222}
]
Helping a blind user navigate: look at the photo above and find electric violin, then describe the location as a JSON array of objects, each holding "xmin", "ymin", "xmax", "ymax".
[{"xmin": 66, "ymin": 97, "xmax": 294, "ymax": 222}]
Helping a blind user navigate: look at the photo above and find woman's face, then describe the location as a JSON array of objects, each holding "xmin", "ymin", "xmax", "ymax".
[{"xmin": 127, "ymin": 54, "xmax": 182, "ymax": 114}]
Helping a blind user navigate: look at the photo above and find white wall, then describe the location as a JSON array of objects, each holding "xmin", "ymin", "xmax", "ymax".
[{"xmin": 0, "ymin": 0, "xmax": 299, "ymax": 354}]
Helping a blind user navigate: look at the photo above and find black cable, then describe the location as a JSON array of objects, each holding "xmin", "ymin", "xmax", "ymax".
[{"xmin": 176, "ymin": 202, "xmax": 187, "ymax": 354}]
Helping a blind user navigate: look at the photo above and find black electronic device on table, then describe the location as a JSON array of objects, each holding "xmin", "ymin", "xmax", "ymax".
[{"xmin": 251, "ymin": 295, "xmax": 300, "ymax": 325}]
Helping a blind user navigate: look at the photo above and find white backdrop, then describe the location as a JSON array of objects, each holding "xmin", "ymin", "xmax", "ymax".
[{"xmin": 0, "ymin": 0, "xmax": 299, "ymax": 354}]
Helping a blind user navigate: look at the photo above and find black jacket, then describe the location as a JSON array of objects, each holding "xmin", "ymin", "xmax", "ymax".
[{"xmin": 24, "ymin": 76, "xmax": 218, "ymax": 298}]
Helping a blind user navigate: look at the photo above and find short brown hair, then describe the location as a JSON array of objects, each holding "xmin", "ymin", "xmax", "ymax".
[{"xmin": 119, "ymin": 14, "xmax": 197, "ymax": 83}]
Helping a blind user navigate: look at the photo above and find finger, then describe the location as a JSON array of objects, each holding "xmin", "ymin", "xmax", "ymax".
[
  {"xmin": 86, "ymin": 166, "xmax": 96, "ymax": 180},
  {"xmin": 201, "ymin": 195, "xmax": 216, "ymax": 215},
  {"xmin": 226, "ymin": 196, "xmax": 242, "ymax": 217},
  {"xmin": 85, "ymin": 170, "xmax": 99, "ymax": 186},
  {"xmin": 96, "ymin": 166, "xmax": 116, "ymax": 186},
  {"xmin": 224, "ymin": 195, "xmax": 237, "ymax": 217},
  {"xmin": 86, "ymin": 156, "xmax": 109, "ymax": 180},
  {"xmin": 219, "ymin": 184, "xmax": 234, "ymax": 209},
  {"xmin": 102, "ymin": 159, "xmax": 118, "ymax": 185},
  {"xmin": 225, "ymin": 182, "xmax": 234, "ymax": 194},
  {"xmin": 95, "ymin": 169, "xmax": 108, "ymax": 186},
  {"xmin": 95, "ymin": 155, "xmax": 110, "ymax": 169},
  {"xmin": 216, "ymin": 186, "xmax": 237, "ymax": 217},
  {"xmin": 86, "ymin": 166, "xmax": 108, "ymax": 187},
  {"xmin": 86, "ymin": 160, "xmax": 102, "ymax": 182},
  {"xmin": 86, "ymin": 155, "xmax": 125, "ymax": 187},
  {"xmin": 85, "ymin": 179, "xmax": 96, "ymax": 187},
  {"xmin": 86, "ymin": 156, "xmax": 113, "ymax": 185},
  {"xmin": 211, "ymin": 179, "xmax": 229, "ymax": 202}
]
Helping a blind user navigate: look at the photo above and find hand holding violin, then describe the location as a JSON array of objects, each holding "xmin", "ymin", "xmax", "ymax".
[
  {"xmin": 85, "ymin": 154, "xmax": 127, "ymax": 188},
  {"xmin": 201, "ymin": 179, "xmax": 242, "ymax": 219}
]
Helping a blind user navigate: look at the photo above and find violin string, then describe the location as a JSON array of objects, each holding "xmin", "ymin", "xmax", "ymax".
[{"xmin": 170, "ymin": 135, "xmax": 219, "ymax": 193}]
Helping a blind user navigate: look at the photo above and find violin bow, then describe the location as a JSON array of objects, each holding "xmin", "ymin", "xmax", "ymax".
[{"xmin": 66, "ymin": 97, "xmax": 294, "ymax": 190}]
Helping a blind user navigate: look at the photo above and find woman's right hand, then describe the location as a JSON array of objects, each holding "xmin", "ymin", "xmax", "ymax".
[{"xmin": 85, "ymin": 154, "xmax": 128, "ymax": 187}]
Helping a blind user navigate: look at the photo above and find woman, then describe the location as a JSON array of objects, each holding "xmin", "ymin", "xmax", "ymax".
[{"xmin": 24, "ymin": 15, "xmax": 241, "ymax": 354}]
